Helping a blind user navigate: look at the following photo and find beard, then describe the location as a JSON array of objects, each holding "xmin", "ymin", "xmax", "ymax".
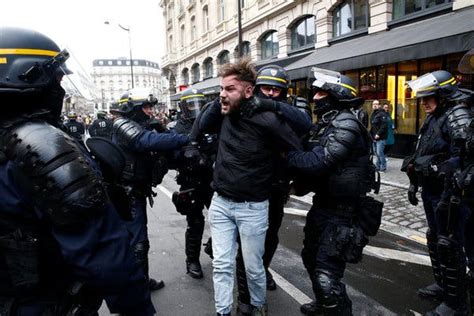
[{"xmin": 221, "ymin": 90, "xmax": 246, "ymax": 116}]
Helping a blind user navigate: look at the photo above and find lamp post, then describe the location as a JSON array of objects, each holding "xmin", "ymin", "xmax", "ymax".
[{"xmin": 104, "ymin": 21, "xmax": 135, "ymax": 88}]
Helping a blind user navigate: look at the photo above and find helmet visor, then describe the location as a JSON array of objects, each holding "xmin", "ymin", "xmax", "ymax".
[
  {"xmin": 406, "ymin": 73, "xmax": 440, "ymax": 97},
  {"xmin": 310, "ymin": 67, "xmax": 357, "ymax": 98},
  {"xmin": 59, "ymin": 50, "xmax": 97, "ymax": 101},
  {"xmin": 181, "ymin": 98, "xmax": 205, "ymax": 119}
]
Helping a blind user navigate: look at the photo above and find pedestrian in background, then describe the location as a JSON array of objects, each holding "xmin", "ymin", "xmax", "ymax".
[
  {"xmin": 383, "ymin": 103, "xmax": 395, "ymax": 155},
  {"xmin": 370, "ymin": 100, "xmax": 388, "ymax": 171}
]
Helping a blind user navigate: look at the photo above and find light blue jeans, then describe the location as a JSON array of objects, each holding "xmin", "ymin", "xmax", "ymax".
[
  {"xmin": 209, "ymin": 193, "xmax": 269, "ymax": 314},
  {"xmin": 373, "ymin": 140, "xmax": 386, "ymax": 171}
]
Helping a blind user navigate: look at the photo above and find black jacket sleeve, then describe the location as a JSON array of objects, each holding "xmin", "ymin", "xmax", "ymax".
[{"xmin": 189, "ymin": 98, "xmax": 223, "ymax": 142}]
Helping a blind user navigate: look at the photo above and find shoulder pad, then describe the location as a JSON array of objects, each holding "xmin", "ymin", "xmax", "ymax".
[
  {"xmin": 5, "ymin": 121, "xmax": 107, "ymax": 231},
  {"xmin": 447, "ymin": 104, "xmax": 473, "ymax": 140},
  {"xmin": 113, "ymin": 118, "xmax": 144, "ymax": 146},
  {"xmin": 325, "ymin": 112, "xmax": 362, "ymax": 164}
]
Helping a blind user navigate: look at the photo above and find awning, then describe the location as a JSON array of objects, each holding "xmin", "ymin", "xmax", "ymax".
[{"xmin": 286, "ymin": 7, "xmax": 474, "ymax": 79}]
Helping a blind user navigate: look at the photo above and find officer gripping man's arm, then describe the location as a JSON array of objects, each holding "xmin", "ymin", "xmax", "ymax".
[
  {"xmin": 286, "ymin": 68, "xmax": 381, "ymax": 316},
  {"xmin": 0, "ymin": 27, "xmax": 154, "ymax": 316}
]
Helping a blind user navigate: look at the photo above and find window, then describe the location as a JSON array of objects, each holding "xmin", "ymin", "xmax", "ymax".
[
  {"xmin": 396, "ymin": 61, "xmax": 418, "ymax": 135},
  {"xmin": 180, "ymin": 25, "xmax": 185, "ymax": 47},
  {"xmin": 191, "ymin": 16, "xmax": 196, "ymax": 41},
  {"xmin": 169, "ymin": 35, "xmax": 174, "ymax": 53},
  {"xmin": 332, "ymin": 0, "xmax": 369, "ymax": 37},
  {"xmin": 203, "ymin": 58, "xmax": 213, "ymax": 79},
  {"xmin": 234, "ymin": 41, "xmax": 251, "ymax": 58},
  {"xmin": 240, "ymin": 0, "xmax": 245, "ymax": 8},
  {"xmin": 191, "ymin": 64, "xmax": 200, "ymax": 83},
  {"xmin": 182, "ymin": 68, "xmax": 189, "ymax": 85},
  {"xmin": 261, "ymin": 31, "xmax": 279, "ymax": 59},
  {"xmin": 203, "ymin": 6, "xmax": 209, "ymax": 32},
  {"xmin": 393, "ymin": 0, "xmax": 452, "ymax": 19},
  {"xmin": 217, "ymin": 50, "xmax": 230, "ymax": 65},
  {"xmin": 218, "ymin": 0, "xmax": 225, "ymax": 22},
  {"xmin": 291, "ymin": 16, "xmax": 315, "ymax": 50}
]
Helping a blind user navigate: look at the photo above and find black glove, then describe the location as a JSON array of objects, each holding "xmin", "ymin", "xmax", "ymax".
[
  {"xmin": 408, "ymin": 184, "xmax": 419, "ymax": 206},
  {"xmin": 240, "ymin": 97, "xmax": 279, "ymax": 118}
]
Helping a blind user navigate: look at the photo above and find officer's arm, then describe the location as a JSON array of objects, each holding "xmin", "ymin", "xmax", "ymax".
[
  {"xmin": 261, "ymin": 112, "xmax": 303, "ymax": 151},
  {"xmin": 276, "ymin": 101, "xmax": 312, "ymax": 136},
  {"xmin": 287, "ymin": 144, "xmax": 329, "ymax": 176},
  {"xmin": 131, "ymin": 129, "xmax": 189, "ymax": 152},
  {"xmin": 189, "ymin": 98, "xmax": 223, "ymax": 142}
]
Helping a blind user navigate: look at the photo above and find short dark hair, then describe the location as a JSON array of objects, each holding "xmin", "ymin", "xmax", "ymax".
[{"xmin": 218, "ymin": 57, "xmax": 256, "ymax": 85}]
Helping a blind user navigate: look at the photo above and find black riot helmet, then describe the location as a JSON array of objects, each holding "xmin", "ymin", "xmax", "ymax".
[
  {"xmin": 310, "ymin": 67, "xmax": 363, "ymax": 116},
  {"xmin": 97, "ymin": 111, "xmax": 107, "ymax": 119},
  {"xmin": 407, "ymin": 70, "xmax": 466, "ymax": 102},
  {"xmin": 310, "ymin": 67, "xmax": 359, "ymax": 101},
  {"xmin": 67, "ymin": 111, "xmax": 77, "ymax": 120},
  {"xmin": 0, "ymin": 27, "xmax": 72, "ymax": 120},
  {"xmin": 178, "ymin": 88, "xmax": 205, "ymax": 120},
  {"xmin": 255, "ymin": 65, "xmax": 289, "ymax": 101},
  {"xmin": 111, "ymin": 88, "xmax": 158, "ymax": 117}
]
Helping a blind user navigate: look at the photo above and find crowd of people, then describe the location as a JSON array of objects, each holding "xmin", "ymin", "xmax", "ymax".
[{"xmin": 1, "ymin": 26, "xmax": 473, "ymax": 316}]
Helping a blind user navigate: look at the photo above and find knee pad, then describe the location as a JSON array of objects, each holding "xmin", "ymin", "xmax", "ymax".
[
  {"xmin": 437, "ymin": 235, "xmax": 462, "ymax": 265},
  {"xmin": 313, "ymin": 270, "xmax": 344, "ymax": 308}
]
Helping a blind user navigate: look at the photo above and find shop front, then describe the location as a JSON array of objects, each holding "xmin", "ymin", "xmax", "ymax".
[{"xmin": 285, "ymin": 6, "xmax": 474, "ymax": 157}]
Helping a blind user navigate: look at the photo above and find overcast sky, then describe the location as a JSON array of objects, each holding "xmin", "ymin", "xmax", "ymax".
[{"xmin": 3, "ymin": 0, "xmax": 166, "ymax": 73}]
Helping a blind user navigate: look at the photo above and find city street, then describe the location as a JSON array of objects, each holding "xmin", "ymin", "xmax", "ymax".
[{"xmin": 100, "ymin": 168, "xmax": 438, "ymax": 316}]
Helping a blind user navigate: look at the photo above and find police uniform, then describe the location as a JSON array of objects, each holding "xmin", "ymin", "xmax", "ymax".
[
  {"xmin": 0, "ymin": 27, "xmax": 155, "ymax": 316},
  {"xmin": 404, "ymin": 70, "xmax": 472, "ymax": 315},
  {"xmin": 170, "ymin": 88, "xmax": 215, "ymax": 279},
  {"xmin": 64, "ymin": 114, "xmax": 85, "ymax": 141},
  {"xmin": 112, "ymin": 88, "xmax": 189, "ymax": 291},
  {"xmin": 89, "ymin": 112, "xmax": 113, "ymax": 139},
  {"xmin": 287, "ymin": 68, "xmax": 381, "ymax": 315}
]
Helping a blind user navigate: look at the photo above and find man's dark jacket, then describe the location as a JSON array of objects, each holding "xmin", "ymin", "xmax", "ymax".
[
  {"xmin": 194, "ymin": 99, "xmax": 302, "ymax": 202},
  {"xmin": 370, "ymin": 108, "xmax": 388, "ymax": 140}
]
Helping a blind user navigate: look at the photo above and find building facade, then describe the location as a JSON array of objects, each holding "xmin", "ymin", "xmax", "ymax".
[
  {"xmin": 91, "ymin": 58, "xmax": 165, "ymax": 112},
  {"xmin": 160, "ymin": 0, "xmax": 473, "ymax": 156}
]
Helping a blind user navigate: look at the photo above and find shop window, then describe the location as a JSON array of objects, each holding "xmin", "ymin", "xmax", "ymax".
[
  {"xmin": 396, "ymin": 61, "xmax": 418, "ymax": 135},
  {"xmin": 191, "ymin": 64, "xmax": 200, "ymax": 83},
  {"xmin": 393, "ymin": 0, "xmax": 452, "ymax": 19},
  {"xmin": 234, "ymin": 42, "xmax": 251, "ymax": 58},
  {"xmin": 332, "ymin": 0, "xmax": 369, "ymax": 38},
  {"xmin": 291, "ymin": 16, "xmax": 315, "ymax": 50},
  {"xmin": 261, "ymin": 31, "xmax": 279, "ymax": 59}
]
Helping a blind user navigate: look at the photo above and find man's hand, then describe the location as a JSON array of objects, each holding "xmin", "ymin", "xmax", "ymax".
[
  {"xmin": 408, "ymin": 184, "xmax": 419, "ymax": 206},
  {"xmin": 240, "ymin": 97, "xmax": 279, "ymax": 118}
]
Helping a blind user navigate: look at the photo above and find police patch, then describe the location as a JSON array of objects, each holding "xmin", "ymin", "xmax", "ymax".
[
  {"xmin": 270, "ymin": 69, "xmax": 277, "ymax": 76},
  {"xmin": 0, "ymin": 57, "xmax": 7, "ymax": 64}
]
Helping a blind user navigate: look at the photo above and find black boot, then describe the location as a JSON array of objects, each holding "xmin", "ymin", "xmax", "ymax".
[
  {"xmin": 237, "ymin": 298, "xmax": 252, "ymax": 316},
  {"xmin": 186, "ymin": 259, "xmax": 203, "ymax": 279},
  {"xmin": 300, "ymin": 301, "xmax": 317, "ymax": 314},
  {"xmin": 468, "ymin": 271, "xmax": 474, "ymax": 314},
  {"xmin": 148, "ymin": 278, "xmax": 165, "ymax": 291},
  {"xmin": 417, "ymin": 283, "xmax": 444, "ymax": 300},
  {"xmin": 217, "ymin": 313, "xmax": 231, "ymax": 316},
  {"xmin": 266, "ymin": 269, "xmax": 277, "ymax": 291}
]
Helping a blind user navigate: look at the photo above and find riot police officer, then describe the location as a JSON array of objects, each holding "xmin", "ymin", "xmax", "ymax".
[
  {"xmin": 112, "ymin": 88, "xmax": 189, "ymax": 291},
  {"xmin": 287, "ymin": 67, "xmax": 381, "ymax": 315},
  {"xmin": 403, "ymin": 70, "xmax": 472, "ymax": 315},
  {"xmin": 170, "ymin": 88, "xmax": 215, "ymax": 279},
  {"xmin": 64, "ymin": 111, "xmax": 85, "ymax": 141},
  {"xmin": 0, "ymin": 27, "xmax": 155, "ymax": 315},
  {"xmin": 89, "ymin": 110, "xmax": 113, "ymax": 139}
]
